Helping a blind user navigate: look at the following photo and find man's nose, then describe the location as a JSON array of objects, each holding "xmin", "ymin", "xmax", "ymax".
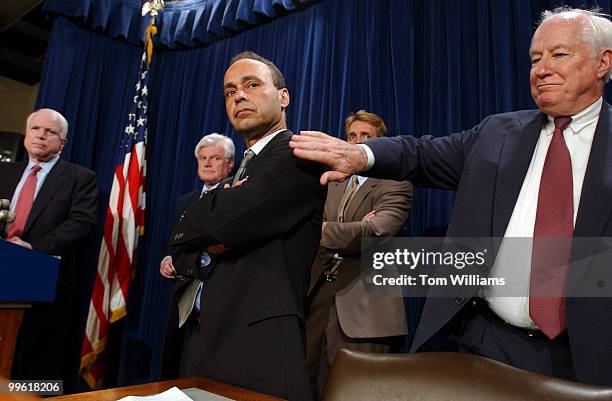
[
  {"xmin": 533, "ymin": 56, "xmax": 552, "ymax": 77},
  {"xmin": 233, "ymin": 89, "xmax": 247, "ymax": 102}
]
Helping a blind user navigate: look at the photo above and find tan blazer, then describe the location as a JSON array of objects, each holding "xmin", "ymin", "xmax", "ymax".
[{"xmin": 310, "ymin": 177, "xmax": 413, "ymax": 338}]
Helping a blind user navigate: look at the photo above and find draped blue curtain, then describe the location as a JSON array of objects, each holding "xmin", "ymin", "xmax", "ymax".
[
  {"xmin": 36, "ymin": 0, "xmax": 612, "ymax": 389},
  {"xmin": 43, "ymin": 0, "xmax": 322, "ymax": 47}
]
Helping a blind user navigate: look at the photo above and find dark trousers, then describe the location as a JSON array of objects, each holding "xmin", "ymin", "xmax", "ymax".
[
  {"xmin": 456, "ymin": 299, "xmax": 576, "ymax": 381},
  {"xmin": 12, "ymin": 304, "xmax": 70, "ymax": 380},
  {"xmin": 179, "ymin": 311, "xmax": 313, "ymax": 401}
]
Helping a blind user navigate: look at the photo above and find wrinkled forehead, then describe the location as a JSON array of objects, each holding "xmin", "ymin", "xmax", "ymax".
[
  {"xmin": 199, "ymin": 144, "xmax": 226, "ymax": 156},
  {"xmin": 28, "ymin": 111, "xmax": 63, "ymax": 130},
  {"xmin": 531, "ymin": 13, "xmax": 588, "ymax": 49},
  {"xmin": 224, "ymin": 59, "xmax": 273, "ymax": 86}
]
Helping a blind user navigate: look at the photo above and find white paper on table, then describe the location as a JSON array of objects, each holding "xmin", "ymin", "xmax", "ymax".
[
  {"xmin": 182, "ymin": 387, "xmax": 235, "ymax": 401},
  {"xmin": 117, "ymin": 386, "xmax": 194, "ymax": 401}
]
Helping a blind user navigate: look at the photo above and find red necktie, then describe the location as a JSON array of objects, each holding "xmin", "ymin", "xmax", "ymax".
[
  {"xmin": 529, "ymin": 116, "xmax": 573, "ymax": 339},
  {"xmin": 7, "ymin": 164, "xmax": 42, "ymax": 238}
]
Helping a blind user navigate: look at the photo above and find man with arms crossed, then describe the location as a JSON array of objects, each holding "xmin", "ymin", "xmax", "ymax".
[
  {"xmin": 306, "ymin": 110, "xmax": 413, "ymax": 397},
  {"xmin": 162, "ymin": 52, "xmax": 325, "ymax": 401},
  {"xmin": 159, "ymin": 133, "xmax": 235, "ymax": 279}
]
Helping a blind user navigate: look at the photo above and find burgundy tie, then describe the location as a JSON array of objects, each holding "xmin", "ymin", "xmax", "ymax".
[
  {"xmin": 529, "ymin": 116, "xmax": 573, "ymax": 339},
  {"xmin": 7, "ymin": 164, "xmax": 42, "ymax": 238}
]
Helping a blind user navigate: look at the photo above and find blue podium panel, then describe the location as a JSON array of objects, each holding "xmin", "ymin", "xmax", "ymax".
[{"xmin": 0, "ymin": 239, "xmax": 60, "ymax": 302}]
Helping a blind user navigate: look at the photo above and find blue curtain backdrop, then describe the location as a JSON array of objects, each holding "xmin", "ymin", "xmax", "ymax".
[{"xmin": 36, "ymin": 0, "xmax": 612, "ymax": 388}]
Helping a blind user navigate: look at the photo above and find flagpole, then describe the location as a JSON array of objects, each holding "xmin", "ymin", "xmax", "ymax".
[{"xmin": 79, "ymin": 0, "xmax": 163, "ymax": 389}]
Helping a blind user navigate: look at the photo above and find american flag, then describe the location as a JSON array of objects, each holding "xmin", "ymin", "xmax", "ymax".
[{"xmin": 80, "ymin": 51, "xmax": 149, "ymax": 389}]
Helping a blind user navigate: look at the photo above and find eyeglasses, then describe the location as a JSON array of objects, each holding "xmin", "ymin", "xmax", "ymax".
[{"xmin": 198, "ymin": 155, "xmax": 228, "ymax": 163}]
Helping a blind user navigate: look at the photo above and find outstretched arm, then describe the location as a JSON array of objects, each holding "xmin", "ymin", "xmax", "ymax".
[{"xmin": 289, "ymin": 131, "xmax": 368, "ymax": 184}]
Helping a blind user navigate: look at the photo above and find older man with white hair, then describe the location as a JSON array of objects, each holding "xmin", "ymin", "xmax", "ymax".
[
  {"xmin": 290, "ymin": 7, "xmax": 612, "ymax": 385},
  {"xmin": 0, "ymin": 108, "xmax": 98, "ymax": 381},
  {"xmin": 159, "ymin": 133, "xmax": 235, "ymax": 279}
]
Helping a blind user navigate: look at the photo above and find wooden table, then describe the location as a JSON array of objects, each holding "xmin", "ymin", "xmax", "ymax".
[{"xmin": 46, "ymin": 377, "xmax": 285, "ymax": 401}]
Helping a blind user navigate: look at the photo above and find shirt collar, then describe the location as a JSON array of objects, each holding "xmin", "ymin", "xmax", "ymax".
[
  {"xmin": 27, "ymin": 154, "xmax": 60, "ymax": 174},
  {"xmin": 201, "ymin": 182, "xmax": 220, "ymax": 196},
  {"xmin": 544, "ymin": 96, "xmax": 602, "ymax": 136},
  {"xmin": 246, "ymin": 129, "xmax": 285, "ymax": 156},
  {"xmin": 355, "ymin": 175, "xmax": 368, "ymax": 185}
]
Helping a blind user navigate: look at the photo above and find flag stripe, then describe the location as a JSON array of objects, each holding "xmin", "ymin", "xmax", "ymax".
[{"xmin": 80, "ymin": 51, "xmax": 149, "ymax": 388}]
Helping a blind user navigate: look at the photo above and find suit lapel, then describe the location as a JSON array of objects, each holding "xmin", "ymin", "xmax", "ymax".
[
  {"xmin": 492, "ymin": 111, "xmax": 546, "ymax": 236},
  {"xmin": 0, "ymin": 160, "xmax": 27, "ymax": 199},
  {"xmin": 568, "ymin": 103, "xmax": 612, "ymax": 288},
  {"xmin": 574, "ymin": 102, "xmax": 612, "ymax": 237},
  {"xmin": 325, "ymin": 181, "xmax": 346, "ymax": 222},
  {"xmin": 343, "ymin": 178, "xmax": 378, "ymax": 221},
  {"xmin": 244, "ymin": 129, "xmax": 290, "ymax": 174},
  {"xmin": 24, "ymin": 159, "xmax": 67, "ymax": 233}
]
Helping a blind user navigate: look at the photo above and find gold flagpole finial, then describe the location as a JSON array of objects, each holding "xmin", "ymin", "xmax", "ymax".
[
  {"xmin": 142, "ymin": 0, "xmax": 164, "ymax": 64},
  {"xmin": 142, "ymin": 0, "xmax": 165, "ymax": 18}
]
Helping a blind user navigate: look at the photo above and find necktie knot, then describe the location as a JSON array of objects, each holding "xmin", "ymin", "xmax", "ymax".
[
  {"xmin": 553, "ymin": 116, "xmax": 572, "ymax": 132},
  {"xmin": 31, "ymin": 165, "xmax": 42, "ymax": 175},
  {"xmin": 232, "ymin": 149, "xmax": 256, "ymax": 185},
  {"xmin": 243, "ymin": 149, "xmax": 255, "ymax": 164}
]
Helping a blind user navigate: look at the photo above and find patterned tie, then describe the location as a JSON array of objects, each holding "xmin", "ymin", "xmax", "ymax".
[
  {"xmin": 177, "ymin": 187, "xmax": 212, "ymax": 328},
  {"xmin": 337, "ymin": 175, "xmax": 360, "ymax": 223},
  {"xmin": 231, "ymin": 149, "xmax": 255, "ymax": 186},
  {"xmin": 7, "ymin": 164, "xmax": 42, "ymax": 238},
  {"xmin": 529, "ymin": 116, "xmax": 573, "ymax": 339}
]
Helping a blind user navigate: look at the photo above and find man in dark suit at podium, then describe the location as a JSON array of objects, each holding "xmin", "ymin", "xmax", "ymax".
[
  {"xmin": 0, "ymin": 108, "xmax": 98, "ymax": 380},
  {"xmin": 162, "ymin": 52, "xmax": 325, "ymax": 401},
  {"xmin": 290, "ymin": 8, "xmax": 612, "ymax": 386}
]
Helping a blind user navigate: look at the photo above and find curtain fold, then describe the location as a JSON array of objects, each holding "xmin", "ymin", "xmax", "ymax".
[
  {"xmin": 43, "ymin": 0, "xmax": 321, "ymax": 47},
  {"xmin": 36, "ymin": 0, "xmax": 612, "ymax": 389}
]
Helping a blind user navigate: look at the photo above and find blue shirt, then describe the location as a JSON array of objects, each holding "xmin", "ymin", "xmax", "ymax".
[{"xmin": 10, "ymin": 156, "xmax": 60, "ymax": 211}]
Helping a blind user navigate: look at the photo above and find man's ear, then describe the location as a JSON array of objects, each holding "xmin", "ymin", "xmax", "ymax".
[
  {"xmin": 278, "ymin": 88, "xmax": 290, "ymax": 109},
  {"xmin": 597, "ymin": 48, "xmax": 612, "ymax": 80}
]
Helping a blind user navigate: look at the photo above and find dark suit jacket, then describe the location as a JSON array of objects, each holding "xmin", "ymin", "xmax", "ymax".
[
  {"xmin": 365, "ymin": 103, "xmax": 612, "ymax": 386},
  {"xmin": 0, "ymin": 158, "xmax": 98, "ymax": 380},
  {"xmin": 162, "ymin": 189, "xmax": 201, "ymax": 259},
  {"xmin": 174, "ymin": 190, "xmax": 201, "ymax": 226},
  {"xmin": 162, "ymin": 130, "xmax": 325, "ymax": 401}
]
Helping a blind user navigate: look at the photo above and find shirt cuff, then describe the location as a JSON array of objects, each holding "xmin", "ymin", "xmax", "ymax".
[{"xmin": 359, "ymin": 144, "xmax": 375, "ymax": 170}]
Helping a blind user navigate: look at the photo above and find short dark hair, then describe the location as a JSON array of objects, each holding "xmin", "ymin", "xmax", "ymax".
[{"xmin": 228, "ymin": 51, "xmax": 286, "ymax": 89}]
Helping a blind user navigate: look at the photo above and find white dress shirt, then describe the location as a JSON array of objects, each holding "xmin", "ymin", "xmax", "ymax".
[{"xmin": 485, "ymin": 97, "xmax": 600, "ymax": 328}]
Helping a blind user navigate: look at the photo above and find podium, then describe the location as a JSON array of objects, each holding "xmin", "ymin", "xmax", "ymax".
[{"xmin": 0, "ymin": 240, "xmax": 60, "ymax": 378}]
